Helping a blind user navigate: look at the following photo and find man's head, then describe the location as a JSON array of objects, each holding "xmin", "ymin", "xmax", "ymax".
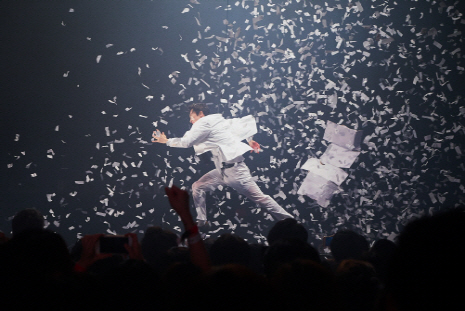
[{"xmin": 188, "ymin": 103, "xmax": 210, "ymax": 124}]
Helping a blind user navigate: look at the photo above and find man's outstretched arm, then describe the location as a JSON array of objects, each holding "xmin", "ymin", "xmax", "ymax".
[{"xmin": 151, "ymin": 122, "xmax": 210, "ymax": 148}]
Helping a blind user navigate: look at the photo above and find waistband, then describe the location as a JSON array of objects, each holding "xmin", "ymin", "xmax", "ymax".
[{"xmin": 221, "ymin": 161, "xmax": 242, "ymax": 169}]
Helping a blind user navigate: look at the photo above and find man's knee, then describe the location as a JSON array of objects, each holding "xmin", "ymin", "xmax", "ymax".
[
  {"xmin": 192, "ymin": 180, "xmax": 210, "ymax": 196},
  {"xmin": 192, "ymin": 180, "xmax": 201, "ymax": 193}
]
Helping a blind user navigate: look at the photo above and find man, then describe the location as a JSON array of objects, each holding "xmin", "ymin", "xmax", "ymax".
[{"xmin": 152, "ymin": 103, "xmax": 293, "ymax": 227}]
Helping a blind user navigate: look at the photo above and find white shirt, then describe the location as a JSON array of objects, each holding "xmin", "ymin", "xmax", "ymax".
[{"xmin": 166, "ymin": 114, "xmax": 257, "ymax": 170}]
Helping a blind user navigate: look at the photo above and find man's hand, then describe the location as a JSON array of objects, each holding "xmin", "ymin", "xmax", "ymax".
[
  {"xmin": 249, "ymin": 140, "xmax": 261, "ymax": 153},
  {"xmin": 152, "ymin": 130, "xmax": 168, "ymax": 144}
]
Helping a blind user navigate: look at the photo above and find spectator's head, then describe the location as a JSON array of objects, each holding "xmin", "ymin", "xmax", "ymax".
[
  {"xmin": 210, "ymin": 233, "xmax": 250, "ymax": 267},
  {"xmin": 267, "ymin": 218, "xmax": 308, "ymax": 245},
  {"xmin": 248, "ymin": 243, "xmax": 267, "ymax": 275},
  {"xmin": 386, "ymin": 208, "xmax": 465, "ymax": 311},
  {"xmin": 6, "ymin": 229, "xmax": 73, "ymax": 279},
  {"xmin": 264, "ymin": 238, "xmax": 320, "ymax": 276},
  {"xmin": 2, "ymin": 229, "xmax": 74, "ymax": 310},
  {"xmin": 11, "ymin": 208, "xmax": 44, "ymax": 236},
  {"xmin": 365, "ymin": 238, "xmax": 397, "ymax": 284},
  {"xmin": 156, "ymin": 246, "xmax": 191, "ymax": 274},
  {"xmin": 92, "ymin": 259, "xmax": 160, "ymax": 310},
  {"xmin": 141, "ymin": 226, "xmax": 178, "ymax": 268},
  {"xmin": 160, "ymin": 261, "xmax": 205, "ymax": 310},
  {"xmin": 330, "ymin": 230, "xmax": 369, "ymax": 262},
  {"xmin": 200, "ymin": 264, "xmax": 278, "ymax": 310},
  {"xmin": 370, "ymin": 238, "xmax": 396, "ymax": 258},
  {"xmin": 166, "ymin": 246, "xmax": 190, "ymax": 263},
  {"xmin": 273, "ymin": 259, "xmax": 340, "ymax": 311},
  {"xmin": 336, "ymin": 259, "xmax": 380, "ymax": 311}
]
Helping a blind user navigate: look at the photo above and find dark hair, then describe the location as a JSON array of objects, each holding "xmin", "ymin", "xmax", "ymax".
[
  {"xmin": 330, "ymin": 230, "xmax": 369, "ymax": 262},
  {"xmin": 273, "ymin": 259, "xmax": 339, "ymax": 311},
  {"xmin": 141, "ymin": 226, "xmax": 178, "ymax": 269},
  {"xmin": 336, "ymin": 259, "xmax": 380, "ymax": 311},
  {"xmin": 210, "ymin": 233, "xmax": 251, "ymax": 267},
  {"xmin": 12, "ymin": 208, "xmax": 44, "ymax": 236},
  {"xmin": 263, "ymin": 238, "xmax": 321, "ymax": 276},
  {"xmin": 202, "ymin": 264, "xmax": 276, "ymax": 310},
  {"xmin": 188, "ymin": 103, "xmax": 210, "ymax": 116},
  {"xmin": 6, "ymin": 229, "xmax": 73, "ymax": 278},
  {"xmin": 267, "ymin": 218, "xmax": 308, "ymax": 245},
  {"xmin": 386, "ymin": 207, "xmax": 465, "ymax": 311},
  {"xmin": 3, "ymin": 229, "xmax": 75, "ymax": 309},
  {"xmin": 364, "ymin": 239, "xmax": 397, "ymax": 284}
]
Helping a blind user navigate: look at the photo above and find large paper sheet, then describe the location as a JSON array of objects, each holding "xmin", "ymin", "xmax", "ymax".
[
  {"xmin": 297, "ymin": 172, "xmax": 339, "ymax": 207},
  {"xmin": 323, "ymin": 120, "xmax": 363, "ymax": 150},
  {"xmin": 319, "ymin": 143, "xmax": 360, "ymax": 168},
  {"xmin": 301, "ymin": 158, "xmax": 348, "ymax": 186}
]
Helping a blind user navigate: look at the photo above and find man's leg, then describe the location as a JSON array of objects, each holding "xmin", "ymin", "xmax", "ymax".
[
  {"xmin": 192, "ymin": 168, "xmax": 225, "ymax": 222},
  {"xmin": 224, "ymin": 162, "xmax": 294, "ymax": 221}
]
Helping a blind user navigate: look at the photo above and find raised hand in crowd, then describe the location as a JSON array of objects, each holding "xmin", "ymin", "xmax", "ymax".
[
  {"xmin": 124, "ymin": 232, "xmax": 144, "ymax": 261},
  {"xmin": 75, "ymin": 234, "xmax": 112, "ymax": 271},
  {"xmin": 165, "ymin": 185, "xmax": 210, "ymax": 271}
]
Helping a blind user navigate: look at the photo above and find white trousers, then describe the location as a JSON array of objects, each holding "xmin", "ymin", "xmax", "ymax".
[{"xmin": 192, "ymin": 162, "xmax": 293, "ymax": 222}]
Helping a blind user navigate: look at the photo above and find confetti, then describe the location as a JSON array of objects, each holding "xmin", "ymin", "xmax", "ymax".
[{"xmin": 5, "ymin": 1, "xmax": 464, "ymax": 248}]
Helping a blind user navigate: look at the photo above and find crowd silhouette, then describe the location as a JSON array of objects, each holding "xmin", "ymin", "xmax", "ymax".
[{"xmin": 1, "ymin": 185, "xmax": 463, "ymax": 311}]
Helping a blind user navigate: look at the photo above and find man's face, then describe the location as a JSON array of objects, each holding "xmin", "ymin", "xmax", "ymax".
[{"xmin": 189, "ymin": 110, "xmax": 204, "ymax": 124}]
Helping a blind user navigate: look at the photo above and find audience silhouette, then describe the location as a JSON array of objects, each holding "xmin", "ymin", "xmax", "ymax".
[{"xmin": 1, "ymin": 191, "xmax": 463, "ymax": 311}]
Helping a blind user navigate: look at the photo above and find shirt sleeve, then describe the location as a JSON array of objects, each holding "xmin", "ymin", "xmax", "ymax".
[
  {"xmin": 230, "ymin": 115, "xmax": 257, "ymax": 141},
  {"xmin": 166, "ymin": 120, "xmax": 210, "ymax": 148}
]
